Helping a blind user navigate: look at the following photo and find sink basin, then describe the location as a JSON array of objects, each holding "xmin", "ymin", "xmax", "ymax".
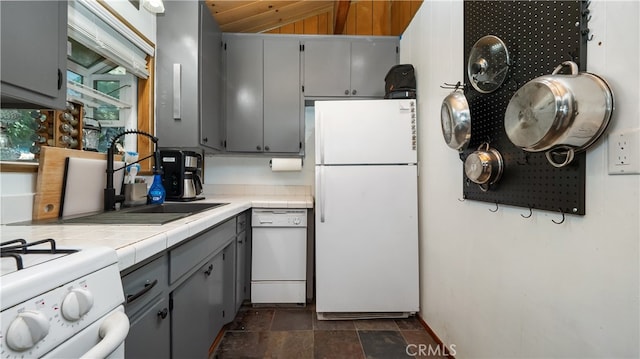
[
  {"xmin": 127, "ymin": 202, "xmax": 227, "ymax": 214},
  {"xmin": 57, "ymin": 202, "xmax": 229, "ymax": 225}
]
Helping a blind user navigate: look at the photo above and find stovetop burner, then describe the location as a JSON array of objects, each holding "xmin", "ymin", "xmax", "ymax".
[{"xmin": 1, "ymin": 238, "xmax": 77, "ymax": 274}]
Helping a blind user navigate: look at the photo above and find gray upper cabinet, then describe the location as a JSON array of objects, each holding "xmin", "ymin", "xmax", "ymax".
[
  {"xmin": 224, "ymin": 35, "xmax": 264, "ymax": 152},
  {"xmin": 263, "ymin": 37, "xmax": 302, "ymax": 153},
  {"xmin": 223, "ymin": 34, "xmax": 302, "ymax": 154},
  {"xmin": 303, "ymin": 37, "xmax": 399, "ymax": 98},
  {"xmin": 156, "ymin": 1, "xmax": 223, "ymax": 152},
  {"xmin": 1, "ymin": 1, "xmax": 67, "ymax": 109}
]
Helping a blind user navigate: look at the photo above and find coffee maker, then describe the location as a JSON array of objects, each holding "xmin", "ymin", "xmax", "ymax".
[{"xmin": 159, "ymin": 149, "xmax": 203, "ymax": 201}]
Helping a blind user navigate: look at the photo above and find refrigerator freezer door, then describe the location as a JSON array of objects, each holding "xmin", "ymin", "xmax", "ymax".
[
  {"xmin": 315, "ymin": 164, "xmax": 419, "ymax": 313},
  {"xmin": 315, "ymin": 100, "xmax": 417, "ymax": 165}
]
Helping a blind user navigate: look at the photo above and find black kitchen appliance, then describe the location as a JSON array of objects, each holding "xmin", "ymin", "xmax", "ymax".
[{"xmin": 159, "ymin": 149, "xmax": 203, "ymax": 201}]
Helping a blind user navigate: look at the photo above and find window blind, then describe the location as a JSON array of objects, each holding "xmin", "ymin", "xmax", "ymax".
[{"xmin": 67, "ymin": 0, "xmax": 151, "ymax": 79}]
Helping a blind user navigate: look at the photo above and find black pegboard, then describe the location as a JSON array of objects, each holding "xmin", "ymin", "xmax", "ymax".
[{"xmin": 461, "ymin": 0, "xmax": 591, "ymax": 215}]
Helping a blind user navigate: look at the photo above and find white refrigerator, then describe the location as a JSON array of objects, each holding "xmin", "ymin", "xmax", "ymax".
[{"xmin": 314, "ymin": 99, "xmax": 419, "ymax": 319}]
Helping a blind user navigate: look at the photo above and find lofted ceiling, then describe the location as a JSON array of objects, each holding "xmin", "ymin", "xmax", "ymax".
[
  {"xmin": 205, "ymin": 0, "xmax": 335, "ymax": 33},
  {"xmin": 204, "ymin": 0, "xmax": 421, "ymax": 35}
]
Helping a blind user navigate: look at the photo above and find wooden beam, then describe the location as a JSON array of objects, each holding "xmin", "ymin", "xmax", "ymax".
[{"xmin": 333, "ymin": 0, "xmax": 351, "ymax": 34}]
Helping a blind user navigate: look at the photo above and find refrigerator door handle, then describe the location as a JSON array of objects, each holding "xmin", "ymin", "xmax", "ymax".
[
  {"xmin": 318, "ymin": 166, "xmax": 325, "ymax": 223},
  {"xmin": 319, "ymin": 112, "xmax": 325, "ymax": 165}
]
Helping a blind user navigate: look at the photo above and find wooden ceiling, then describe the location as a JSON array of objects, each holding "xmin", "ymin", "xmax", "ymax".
[{"xmin": 205, "ymin": 0, "xmax": 422, "ymax": 35}]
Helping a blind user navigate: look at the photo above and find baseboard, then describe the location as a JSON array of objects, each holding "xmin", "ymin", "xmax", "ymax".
[{"xmin": 416, "ymin": 314, "xmax": 456, "ymax": 358}]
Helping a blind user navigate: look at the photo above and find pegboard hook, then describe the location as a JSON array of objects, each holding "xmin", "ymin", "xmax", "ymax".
[
  {"xmin": 489, "ymin": 202, "xmax": 499, "ymax": 213},
  {"xmin": 440, "ymin": 81, "xmax": 464, "ymax": 90},
  {"xmin": 521, "ymin": 207, "xmax": 533, "ymax": 218},
  {"xmin": 552, "ymin": 209, "xmax": 566, "ymax": 224}
]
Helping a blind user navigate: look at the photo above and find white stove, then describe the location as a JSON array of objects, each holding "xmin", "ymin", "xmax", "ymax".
[{"xmin": 1, "ymin": 239, "xmax": 129, "ymax": 358}]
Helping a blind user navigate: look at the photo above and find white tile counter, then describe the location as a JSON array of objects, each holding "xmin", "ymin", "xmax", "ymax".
[{"xmin": 0, "ymin": 193, "xmax": 313, "ymax": 271}]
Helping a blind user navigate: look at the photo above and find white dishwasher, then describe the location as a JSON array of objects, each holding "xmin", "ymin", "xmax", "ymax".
[{"xmin": 251, "ymin": 208, "xmax": 307, "ymax": 304}]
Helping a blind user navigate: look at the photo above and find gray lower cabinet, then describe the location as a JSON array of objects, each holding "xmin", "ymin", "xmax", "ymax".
[
  {"xmin": 303, "ymin": 37, "xmax": 399, "ymax": 98},
  {"xmin": 172, "ymin": 256, "xmax": 220, "ymax": 359},
  {"xmin": 222, "ymin": 242, "xmax": 236, "ymax": 324},
  {"xmin": 156, "ymin": 0, "xmax": 223, "ymax": 152},
  {"xmin": 122, "ymin": 212, "xmax": 250, "ymax": 358},
  {"xmin": 122, "ymin": 256, "xmax": 170, "ymax": 359},
  {"xmin": 0, "ymin": 1, "xmax": 67, "ymax": 109},
  {"xmin": 125, "ymin": 296, "xmax": 171, "ymax": 359},
  {"xmin": 235, "ymin": 231, "xmax": 247, "ymax": 312},
  {"xmin": 223, "ymin": 34, "xmax": 302, "ymax": 153}
]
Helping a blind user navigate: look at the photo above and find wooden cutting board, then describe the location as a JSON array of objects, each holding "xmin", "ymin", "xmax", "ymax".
[
  {"xmin": 33, "ymin": 147, "xmax": 122, "ymax": 220},
  {"xmin": 60, "ymin": 158, "xmax": 126, "ymax": 217}
]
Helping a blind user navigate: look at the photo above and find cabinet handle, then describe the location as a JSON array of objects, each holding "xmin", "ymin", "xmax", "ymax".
[
  {"xmin": 256, "ymin": 145, "xmax": 262, "ymax": 151},
  {"xmin": 204, "ymin": 264, "xmax": 214, "ymax": 276},
  {"xmin": 173, "ymin": 63, "xmax": 182, "ymax": 119},
  {"xmin": 57, "ymin": 69, "xmax": 63, "ymax": 90},
  {"xmin": 352, "ymin": 89, "xmax": 357, "ymax": 95},
  {"xmin": 202, "ymin": 137, "xmax": 208, "ymax": 143},
  {"xmin": 126, "ymin": 279, "xmax": 158, "ymax": 304},
  {"xmin": 344, "ymin": 89, "xmax": 349, "ymax": 95},
  {"xmin": 238, "ymin": 240, "xmax": 243, "ymax": 244},
  {"xmin": 265, "ymin": 145, "xmax": 270, "ymax": 151},
  {"xmin": 157, "ymin": 308, "xmax": 168, "ymax": 319}
]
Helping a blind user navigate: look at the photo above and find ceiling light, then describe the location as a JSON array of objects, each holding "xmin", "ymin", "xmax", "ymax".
[{"xmin": 142, "ymin": 0, "xmax": 165, "ymax": 14}]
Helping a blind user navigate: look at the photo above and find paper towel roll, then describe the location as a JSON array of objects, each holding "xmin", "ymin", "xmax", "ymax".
[{"xmin": 271, "ymin": 158, "xmax": 302, "ymax": 172}]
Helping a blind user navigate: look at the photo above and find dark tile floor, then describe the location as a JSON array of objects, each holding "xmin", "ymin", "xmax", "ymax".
[{"xmin": 210, "ymin": 304, "xmax": 449, "ymax": 359}]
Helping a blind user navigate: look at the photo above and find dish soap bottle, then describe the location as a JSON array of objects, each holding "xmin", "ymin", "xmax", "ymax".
[{"xmin": 148, "ymin": 173, "xmax": 166, "ymax": 204}]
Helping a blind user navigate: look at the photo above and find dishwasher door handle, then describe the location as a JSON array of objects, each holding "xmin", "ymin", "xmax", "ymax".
[{"xmin": 259, "ymin": 220, "xmax": 274, "ymax": 224}]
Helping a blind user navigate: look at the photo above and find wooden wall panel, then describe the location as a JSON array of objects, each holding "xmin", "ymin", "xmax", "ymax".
[
  {"xmin": 354, "ymin": 1, "xmax": 373, "ymax": 35},
  {"xmin": 372, "ymin": 1, "xmax": 390, "ymax": 36}
]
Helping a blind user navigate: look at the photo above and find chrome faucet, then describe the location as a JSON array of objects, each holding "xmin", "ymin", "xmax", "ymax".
[{"xmin": 104, "ymin": 130, "xmax": 161, "ymax": 211}]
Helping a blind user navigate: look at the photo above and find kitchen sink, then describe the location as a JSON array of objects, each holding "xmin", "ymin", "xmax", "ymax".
[
  {"xmin": 126, "ymin": 202, "xmax": 227, "ymax": 214},
  {"xmin": 57, "ymin": 202, "xmax": 229, "ymax": 225}
]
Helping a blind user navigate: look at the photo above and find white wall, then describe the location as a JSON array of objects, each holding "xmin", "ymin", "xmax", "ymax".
[
  {"xmin": 203, "ymin": 107, "xmax": 315, "ymax": 188},
  {"xmin": 401, "ymin": 1, "xmax": 639, "ymax": 358}
]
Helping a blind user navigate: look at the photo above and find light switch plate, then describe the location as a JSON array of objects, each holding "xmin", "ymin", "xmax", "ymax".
[{"xmin": 608, "ymin": 128, "xmax": 640, "ymax": 175}]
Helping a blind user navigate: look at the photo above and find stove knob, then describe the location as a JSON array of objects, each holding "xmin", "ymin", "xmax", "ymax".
[
  {"xmin": 61, "ymin": 288, "xmax": 94, "ymax": 321},
  {"xmin": 5, "ymin": 310, "xmax": 50, "ymax": 351},
  {"xmin": 293, "ymin": 217, "xmax": 301, "ymax": 225}
]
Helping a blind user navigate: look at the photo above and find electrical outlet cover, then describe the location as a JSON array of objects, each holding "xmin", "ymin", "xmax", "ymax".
[{"xmin": 608, "ymin": 128, "xmax": 640, "ymax": 175}]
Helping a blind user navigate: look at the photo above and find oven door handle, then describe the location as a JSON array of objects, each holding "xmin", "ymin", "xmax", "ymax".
[{"xmin": 79, "ymin": 310, "xmax": 129, "ymax": 359}]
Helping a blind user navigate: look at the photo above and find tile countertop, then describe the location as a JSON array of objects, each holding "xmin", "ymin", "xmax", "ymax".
[{"xmin": 0, "ymin": 194, "xmax": 314, "ymax": 272}]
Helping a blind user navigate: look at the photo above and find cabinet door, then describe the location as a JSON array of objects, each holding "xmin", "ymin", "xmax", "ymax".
[
  {"xmin": 125, "ymin": 296, "xmax": 170, "ymax": 359},
  {"xmin": 0, "ymin": 1, "xmax": 66, "ymax": 109},
  {"xmin": 222, "ymin": 242, "xmax": 237, "ymax": 324},
  {"xmin": 199, "ymin": 3, "xmax": 224, "ymax": 150},
  {"xmin": 263, "ymin": 38, "xmax": 301, "ymax": 153},
  {"xmin": 350, "ymin": 39, "xmax": 399, "ymax": 97},
  {"xmin": 224, "ymin": 36, "xmax": 264, "ymax": 152},
  {"xmin": 235, "ymin": 232, "xmax": 247, "ymax": 312},
  {"xmin": 207, "ymin": 251, "xmax": 226, "ymax": 340},
  {"xmin": 171, "ymin": 259, "xmax": 215, "ymax": 359},
  {"xmin": 302, "ymin": 39, "xmax": 351, "ymax": 97}
]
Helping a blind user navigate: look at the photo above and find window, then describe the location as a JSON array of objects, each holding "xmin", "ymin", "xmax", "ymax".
[{"xmin": 0, "ymin": 0, "xmax": 153, "ymax": 162}]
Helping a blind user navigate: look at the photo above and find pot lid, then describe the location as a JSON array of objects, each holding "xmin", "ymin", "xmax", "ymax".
[
  {"xmin": 441, "ymin": 91, "xmax": 471, "ymax": 150},
  {"xmin": 504, "ymin": 81, "xmax": 563, "ymax": 148},
  {"xmin": 467, "ymin": 35, "xmax": 511, "ymax": 93}
]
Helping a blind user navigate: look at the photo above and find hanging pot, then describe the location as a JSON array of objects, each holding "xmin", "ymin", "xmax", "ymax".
[
  {"xmin": 467, "ymin": 35, "xmax": 511, "ymax": 93},
  {"xmin": 441, "ymin": 89, "xmax": 471, "ymax": 151},
  {"xmin": 464, "ymin": 143, "xmax": 504, "ymax": 192},
  {"xmin": 504, "ymin": 61, "xmax": 614, "ymax": 167}
]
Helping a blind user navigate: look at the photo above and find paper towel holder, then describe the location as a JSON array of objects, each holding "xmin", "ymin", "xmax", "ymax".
[{"xmin": 269, "ymin": 158, "xmax": 303, "ymax": 169}]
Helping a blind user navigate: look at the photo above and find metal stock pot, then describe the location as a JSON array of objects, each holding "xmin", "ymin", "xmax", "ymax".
[
  {"xmin": 441, "ymin": 89, "xmax": 471, "ymax": 151},
  {"xmin": 464, "ymin": 143, "xmax": 503, "ymax": 191},
  {"xmin": 504, "ymin": 61, "xmax": 614, "ymax": 167}
]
